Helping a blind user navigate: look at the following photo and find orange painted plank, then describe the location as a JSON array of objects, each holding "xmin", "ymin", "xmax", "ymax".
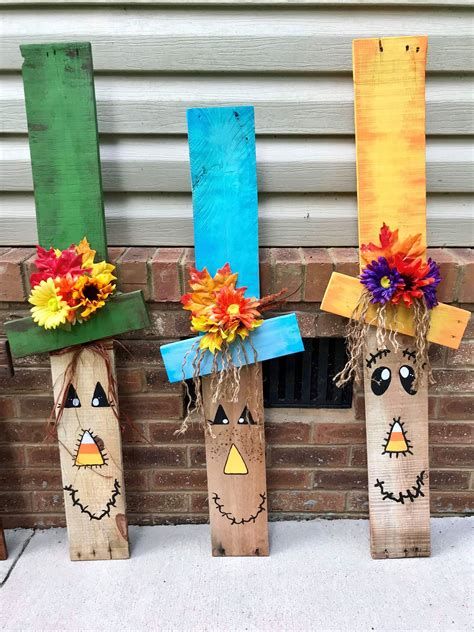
[
  {"xmin": 353, "ymin": 36, "xmax": 428, "ymax": 266},
  {"xmin": 321, "ymin": 272, "xmax": 470, "ymax": 350}
]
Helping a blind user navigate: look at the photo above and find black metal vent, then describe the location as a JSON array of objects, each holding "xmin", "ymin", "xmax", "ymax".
[{"xmin": 263, "ymin": 338, "xmax": 352, "ymax": 409}]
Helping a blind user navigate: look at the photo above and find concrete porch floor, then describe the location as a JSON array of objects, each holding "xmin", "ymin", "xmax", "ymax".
[{"xmin": 0, "ymin": 517, "xmax": 472, "ymax": 632}]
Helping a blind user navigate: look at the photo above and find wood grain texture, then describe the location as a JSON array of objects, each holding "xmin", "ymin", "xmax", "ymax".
[
  {"xmin": 50, "ymin": 344, "xmax": 129, "ymax": 560},
  {"xmin": 187, "ymin": 106, "xmax": 259, "ymax": 297},
  {"xmin": 161, "ymin": 313, "xmax": 304, "ymax": 382},
  {"xmin": 3, "ymin": 136, "xmax": 473, "ymax": 193},
  {"xmin": 20, "ymin": 42, "xmax": 107, "ymax": 260},
  {"xmin": 2, "ymin": 74, "xmax": 472, "ymax": 136},
  {"xmin": 321, "ymin": 273, "xmax": 470, "ymax": 350},
  {"xmin": 2, "ymin": 7, "xmax": 472, "ymax": 72},
  {"xmin": 5, "ymin": 291, "xmax": 150, "ymax": 358},
  {"xmin": 203, "ymin": 364, "xmax": 268, "ymax": 557},
  {"xmin": 0, "ymin": 522, "xmax": 7, "ymax": 561}
]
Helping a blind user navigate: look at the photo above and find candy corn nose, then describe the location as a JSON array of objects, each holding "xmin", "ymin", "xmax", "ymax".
[{"xmin": 224, "ymin": 443, "xmax": 248, "ymax": 475}]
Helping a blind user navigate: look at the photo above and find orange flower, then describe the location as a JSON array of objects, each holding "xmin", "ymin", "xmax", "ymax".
[
  {"xmin": 182, "ymin": 264, "xmax": 238, "ymax": 317},
  {"xmin": 72, "ymin": 275, "xmax": 115, "ymax": 320},
  {"xmin": 361, "ymin": 223, "xmax": 425, "ymax": 266}
]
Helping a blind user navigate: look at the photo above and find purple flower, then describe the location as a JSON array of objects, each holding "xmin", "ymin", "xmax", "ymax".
[
  {"xmin": 360, "ymin": 257, "xmax": 404, "ymax": 305},
  {"xmin": 421, "ymin": 257, "xmax": 441, "ymax": 309}
]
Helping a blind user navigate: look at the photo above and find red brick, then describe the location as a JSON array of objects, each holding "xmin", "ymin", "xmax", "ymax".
[
  {"xmin": 271, "ymin": 447, "xmax": 349, "ymax": 467},
  {"xmin": 430, "ymin": 470, "xmax": 470, "ymax": 490},
  {"xmin": 427, "ymin": 248, "xmax": 460, "ymax": 303},
  {"xmin": 32, "ymin": 491, "xmax": 64, "ymax": 512},
  {"xmin": 0, "ymin": 492, "xmax": 31, "ymax": 512},
  {"xmin": 455, "ymin": 249, "xmax": 474, "ymax": 303},
  {"xmin": 107, "ymin": 247, "xmax": 126, "ymax": 264},
  {"xmin": 2, "ymin": 513, "xmax": 66, "ymax": 529},
  {"xmin": 180, "ymin": 248, "xmax": 195, "ymax": 290},
  {"xmin": 313, "ymin": 469, "xmax": 367, "ymax": 490},
  {"xmin": 149, "ymin": 309, "xmax": 190, "ymax": 338},
  {"xmin": 0, "ymin": 368, "xmax": 52, "ymax": 392},
  {"xmin": 430, "ymin": 492, "xmax": 474, "ymax": 513},
  {"xmin": 150, "ymin": 469, "xmax": 207, "ymax": 491},
  {"xmin": 428, "ymin": 344, "xmax": 446, "ymax": 367},
  {"xmin": 259, "ymin": 248, "xmax": 273, "ymax": 296},
  {"xmin": 446, "ymin": 340, "xmax": 474, "ymax": 368},
  {"xmin": 303, "ymin": 248, "xmax": 333, "ymax": 302},
  {"xmin": 17, "ymin": 396, "xmax": 54, "ymax": 418},
  {"xmin": 115, "ymin": 340, "xmax": 167, "ymax": 366},
  {"xmin": 267, "ymin": 469, "xmax": 312, "ymax": 490},
  {"xmin": 353, "ymin": 394, "xmax": 366, "ymax": 420},
  {"xmin": 123, "ymin": 446, "xmax": 186, "ymax": 468},
  {"xmin": 121, "ymin": 421, "xmax": 150, "ymax": 445},
  {"xmin": 346, "ymin": 491, "xmax": 369, "ymax": 513},
  {"xmin": 0, "ymin": 420, "xmax": 55, "ymax": 443},
  {"xmin": 117, "ymin": 247, "xmax": 155, "ymax": 285},
  {"xmin": 429, "ymin": 422, "xmax": 473, "ymax": 445},
  {"xmin": 431, "ymin": 370, "xmax": 474, "ymax": 394},
  {"xmin": 273, "ymin": 248, "xmax": 303, "ymax": 302},
  {"xmin": 0, "ymin": 468, "xmax": 62, "ymax": 491},
  {"xmin": 313, "ymin": 422, "xmax": 366, "ymax": 445},
  {"xmin": 149, "ymin": 421, "xmax": 203, "ymax": 444},
  {"xmin": 189, "ymin": 493, "xmax": 209, "ymax": 513},
  {"xmin": 0, "ymin": 248, "xmax": 34, "ymax": 301},
  {"xmin": 430, "ymin": 446, "xmax": 474, "ymax": 468},
  {"xmin": 151, "ymin": 248, "xmax": 183, "ymax": 302},
  {"xmin": 328, "ymin": 247, "xmax": 358, "ymax": 277},
  {"xmin": 123, "ymin": 469, "xmax": 149, "ymax": 491},
  {"xmin": 294, "ymin": 311, "xmax": 318, "ymax": 337},
  {"xmin": 119, "ymin": 394, "xmax": 183, "ymax": 420},
  {"xmin": 0, "ymin": 338, "xmax": 13, "ymax": 377},
  {"xmin": 315, "ymin": 312, "xmax": 347, "ymax": 337},
  {"xmin": 269, "ymin": 491, "xmax": 345, "ymax": 513},
  {"xmin": 433, "ymin": 396, "xmax": 473, "ymax": 420},
  {"xmin": 189, "ymin": 446, "xmax": 206, "ymax": 467},
  {"xmin": 145, "ymin": 368, "xmax": 182, "ymax": 393},
  {"xmin": 116, "ymin": 367, "xmax": 145, "ymax": 394},
  {"xmin": 350, "ymin": 446, "xmax": 367, "ymax": 467},
  {"xmin": 0, "ymin": 397, "xmax": 16, "ymax": 419},
  {"xmin": 127, "ymin": 492, "xmax": 188, "ymax": 513},
  {"xmin": 25, "ymin": 444, "xmax": 60, "ymax": 467},
  {"xmin": 0, "ymin": 445, "xmax": 25, "ymax": 467},
  {"xmin": 265, "ymin": 421, "xmax": 311, "ymax": 444}
]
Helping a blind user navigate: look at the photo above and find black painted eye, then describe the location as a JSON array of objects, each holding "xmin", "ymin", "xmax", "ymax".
[
  {"xmin": 91, "ymin": 382, "xmax": 109, "ymax": 407},
  {"xmin": 237, "ymin": 406, "xmax": 255, "ymax": 425},
  {"xmin": 399, "ymin": 365, "xmax": 417, "ymax": 395},
  {"xmin": 212, "ymin": 405, "xmax": 229, "ymax": 425},
  {"xmin": 64, "ymin": 384, "xmax": 81, "ymax": 408},
  {"xmin": 371, "ymin": 367, "xmax": 391, "ymax": 396}
]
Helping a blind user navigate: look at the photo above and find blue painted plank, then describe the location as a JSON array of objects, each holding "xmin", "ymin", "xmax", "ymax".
[
  {"xmin": 187, "ymin": 106, "xmax": 260, "ymax": 298},
  {"xmin": 161, "ymin": 313, "xmax": 303, "ymax": 383}
]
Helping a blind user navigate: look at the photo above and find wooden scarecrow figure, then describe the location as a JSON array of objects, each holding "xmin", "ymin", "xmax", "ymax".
[
  {"xmin": 321, "ymin": 36, "xmax": 470, "ymax": 558},
  {"xmin": 5, "ymin": 43, "xmax": 150, "ymax": 561},
  {"xmin": 161, "ymin": 106, "xmax": 304, "ymax": 556}
]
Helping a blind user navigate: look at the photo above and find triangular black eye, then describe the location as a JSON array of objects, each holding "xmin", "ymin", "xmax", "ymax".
[
  {"xmin": 91, "ymin": 382, "xmax": 109, "ymax": 408},
  {"xmin": 212, "ymin": 405, "xmax": 229, "ymax": 425},
  {"xmin": 237, "ymin": 406, "xmax": 255, "ymax": 425},
  {"xmin": 64, "ymin": 384, "xmax": 81, "ymax": 408}
]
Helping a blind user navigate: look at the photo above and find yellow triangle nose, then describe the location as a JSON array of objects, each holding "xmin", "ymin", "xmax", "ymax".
[{"xmin": 224, "ymin": 443, "xmax": 248, "ymax": 475}]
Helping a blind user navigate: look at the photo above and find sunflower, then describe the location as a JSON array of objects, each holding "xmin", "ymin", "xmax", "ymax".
[
  {"xmin": 28, "ymin": 278, "xmax": 71, "ymax": 330},
  {"xmin": 73, "ymin": 275, "xmax": 115, "ymax": 319}
]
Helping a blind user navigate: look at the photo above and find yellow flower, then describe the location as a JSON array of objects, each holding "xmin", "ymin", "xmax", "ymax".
[
  {"xmin": 28, "ymin": 278, "xmax": 70, "ymax": 330},
  {"xmin": 73, "ymin": 275, "xmax": 115, "ymax": 320},
  {"xmin": 75, "ymin": 237, "xmax": 96, "ymax": 269},
  {"xmin": 90, "ymin": 260, "xmax": 116, "ymax": 286}
]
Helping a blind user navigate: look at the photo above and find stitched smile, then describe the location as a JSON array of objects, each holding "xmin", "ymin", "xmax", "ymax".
[
  {"xmin": 63, "ymin": 478, "xmax": 121, "ymax": 520},
  {"xmin": 212, "ymin": 492, "xmax": 266, "ymax": 525},
  {"xmin": 375, "ymin": 470, "xmax": 426, "ymax": 504}
]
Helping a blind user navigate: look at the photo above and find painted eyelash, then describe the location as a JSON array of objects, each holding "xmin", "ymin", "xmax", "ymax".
[
  {"xmin": 366, "ymin": 348, "xmax": 391, "ymax": 369},
  {"xmin": 402, "ymin": 348, "xmax": 417, "ymax": 362}
]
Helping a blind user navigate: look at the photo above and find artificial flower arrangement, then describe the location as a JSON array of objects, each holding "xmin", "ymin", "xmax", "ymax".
[
  {"xmin": 335, "ymin": 223, "xmax": 441, "ymax": 387},
  {"xmin": 28, "ymin": 238, "xmax": 116, "ymax": 330},
  {"xmin": 179, "ymin": 263, "xmax": 284, "ymax": 431}
]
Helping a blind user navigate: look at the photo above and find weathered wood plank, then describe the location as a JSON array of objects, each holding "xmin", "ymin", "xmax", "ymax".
[
  {"xmin": 203, "ymin": 364, "xmax": 268, "ymax": 557},
  {"xmin": 0, "ymin": 522, "xmax": 7, "ymax": 561},
  {"xmin": 5, "ymin": 291, "xmax": 150, "ymax": 358},
  {"xmin": 2, "ymin": 136, "xmax": 473, "ymax": 193},
  {"xmin": 20, "ymin": 42, "xmax": 107, "ymax": 260},
  {"xmin": 2, "ymin": 75, "xmax": 472, "ymax": 135},
  {"xmin": 321, "ymin": 273, "xmax": 470, "ymax": 350},
  {"xmin": 1, "ymin": 7, "xmax": 473, "ymax": 72},
  {"xmin": 50, "ymin": 343, "xmax": 129, "ymax": 560},
  {"xmin": 161, "ymin": 313, "xmax": 304, "ymax": 382}
]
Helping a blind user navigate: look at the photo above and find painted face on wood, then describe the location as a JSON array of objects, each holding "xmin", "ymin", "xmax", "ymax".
[
  {"xmin": 364, "ymin": 339, "xmax": 428, "ymax": 505},
  {"xmin": 50, "ymin": 347, "xmax": 127, "ymax": 542}
]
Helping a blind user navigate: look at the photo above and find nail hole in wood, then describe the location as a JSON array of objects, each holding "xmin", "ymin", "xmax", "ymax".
[
  {"xmin": 406, "ymin": 45, "xmax": 410, "ymax": 51},
  {"xmin": 378, "ymin": 39, "xmax": 383, "ymax": 52},
  {"xmin": 416, "ymin": 47, "xmax": 420, "ymax": 52}
]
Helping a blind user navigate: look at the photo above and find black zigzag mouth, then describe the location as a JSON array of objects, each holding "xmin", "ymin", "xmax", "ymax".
[
  {"xmin": 374, "ymin": 470, "xmax": 426, "ymax": 505},
  {"xmin": 212, "ymin": 492, "xmax": 266, "ymax": 525},
  {"xmin": 63, "ymin": 478, "xmax": 121, "ymax": 520}
]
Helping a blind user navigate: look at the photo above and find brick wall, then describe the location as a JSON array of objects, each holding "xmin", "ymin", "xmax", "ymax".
[{"xmin": 0, "ymin": 246, "xmax": 472, "ymax": 528}]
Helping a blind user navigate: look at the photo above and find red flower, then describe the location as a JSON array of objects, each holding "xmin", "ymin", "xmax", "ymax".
[
  {"xmin": 390, "ymin": 255, "xmax": 437, "ymax": 308},
  {"xmin": 30, "ymin": 246, "xmax": 88, "ymax": 287}
]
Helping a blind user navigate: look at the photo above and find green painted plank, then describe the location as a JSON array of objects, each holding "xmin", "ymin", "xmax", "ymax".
[
  {"xmin": 21, "ymin": 42, "xmax": 107, "ymax": 260},
  {"xmin": 5, "ymin": 291, "xmax": 150, "ymax": 358}
]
